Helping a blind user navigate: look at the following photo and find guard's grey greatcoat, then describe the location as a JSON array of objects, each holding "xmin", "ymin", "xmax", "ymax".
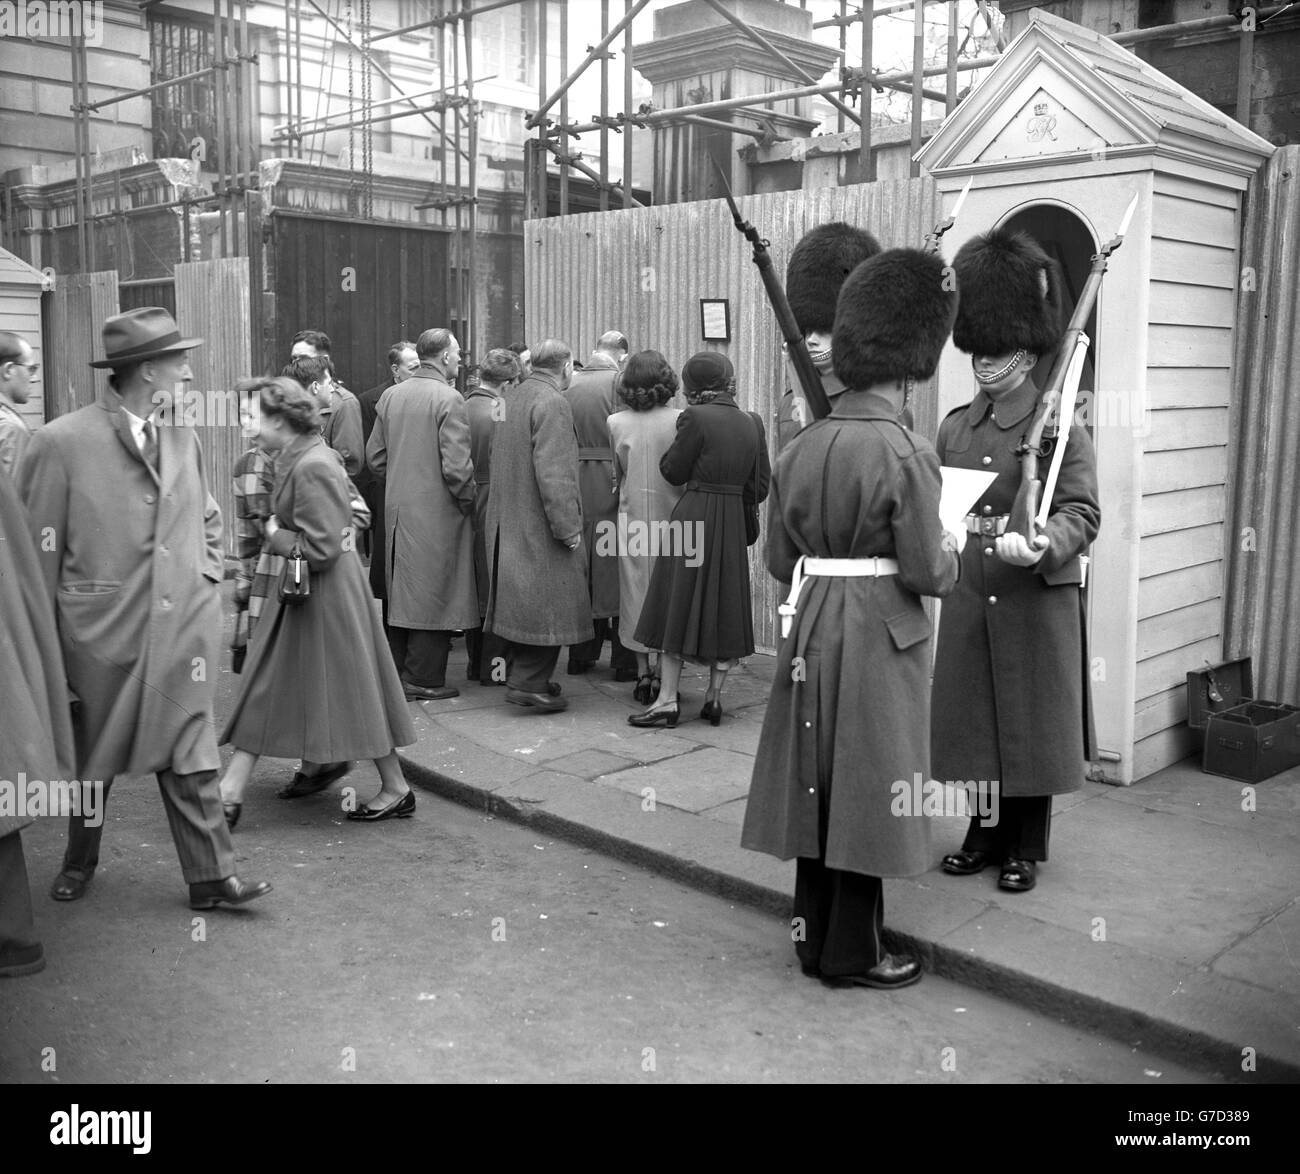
[
  {"xmin": 741, "ymin": 393, "xmax": 961, "ymax": 877},
  {"xmin": 930, "ymin": 377, "xmax": 1100, "ymax": 797},
  {"xmin": 366, "ymin": 362, "xmax": 478, "ymax": 630},
  {"xmin": 0, "ymin": 469, "xmax": 75, "ymax": 838},
  {"xmin": 17, "ymin": 391, "xmax": 224, "ymax": 781},
  {"xmin": 483, "ymin": 368, "xmax": 593, "ymax": 646},
  {"xmin": 564, "ymin": 354, "xmax": 623, "ymax": 619}
]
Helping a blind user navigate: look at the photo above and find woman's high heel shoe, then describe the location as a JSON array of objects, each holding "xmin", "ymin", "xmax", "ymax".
[
  {"xmin": 628, "ymin": 702, "xmax": 679, "ymax": 728},
  {"xmin": 700, "ymin": 700, "xmax": 723, "ymax": 726}
]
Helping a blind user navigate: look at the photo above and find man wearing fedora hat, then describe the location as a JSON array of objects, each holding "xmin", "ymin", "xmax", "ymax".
[{"xmin": 16, "ymin": 306, "xmax": 271, "ymax": 911}]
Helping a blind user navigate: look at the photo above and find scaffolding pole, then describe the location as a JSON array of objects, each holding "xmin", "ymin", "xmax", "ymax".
[{"xmin": 623, "ymin": 0, "xmax": 633, "ymax": 209}]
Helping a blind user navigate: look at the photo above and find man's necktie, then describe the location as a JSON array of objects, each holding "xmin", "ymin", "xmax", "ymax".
[{"xmin": 141, "ymin": 420, "xmax": 159, "ymax": 474}]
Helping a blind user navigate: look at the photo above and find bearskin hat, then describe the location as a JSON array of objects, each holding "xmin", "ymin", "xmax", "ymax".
[
  {"xmin": 950, "ymin": 227, "xmax": 1064, "ymax": 356},
  {"xmin": 786, "ymin": 222, "xmax": 883, "ymax": 335},
  {"xmin": 832, "ymin": 248, "xmax": 958, "ymax": 389}
]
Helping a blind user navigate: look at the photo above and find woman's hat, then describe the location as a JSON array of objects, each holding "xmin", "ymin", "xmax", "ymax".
[
  {"xmin": 90, "ymin": 307, "xmax": 204, "ymax": 368},
  {"xmin": 832, "ymin": 248, "xmax": 958, "ymax": 389},
  {"xmin": 786, "ymin": 222, "xmax": 882, "ymax": 335},
  {"xmin": 950, "ymin": 227, "xmax": 1063, "ymax": 356},
  {"xmin": 681, "ymin": 351, "xmax": 734, "ymax": 393}
]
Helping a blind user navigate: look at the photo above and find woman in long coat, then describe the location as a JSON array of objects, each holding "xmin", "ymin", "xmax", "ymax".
[
  {"xmin": 219, "ymin": 377, "xmax": 417, "ymax": 824},
  {"xmin": 742, "ymin": 249, "xmax": 961, "ymax": 989},
  {"xmin": 606, "ymin": 350, "xmax": 684, "ymax": 703},
  {"xmin": 631, "ymin": 351, "xmax": 770, "ymax": 727}
]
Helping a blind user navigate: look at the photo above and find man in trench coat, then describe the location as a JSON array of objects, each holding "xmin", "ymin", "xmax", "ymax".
[
  {"xmin": 366, "ymin": 327, "xmax": 478, "ymax": 701},
  {"xmin": 932, "ymin": 228, "xmax": 1101, "ymax": 894},
  {"xmin": 16, "ymin": 307, "xmax": 271, "ymax": 910},
  {"xmin": 562, "ymin": 330, "xmax": 636, "ymax": 680},
  {"xmin": 742, "ymin": 250, "xmax": 962, "ymax": 990},
  {"xmin": 483, "ymin": 338, "xmax": 593, "ymax": 712}
]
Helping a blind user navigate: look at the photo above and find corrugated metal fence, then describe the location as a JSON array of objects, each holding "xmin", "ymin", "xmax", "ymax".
[
  {"xmin": 525, "ymin": 177, "xmax": 939, "ymax": 651},
  {"xmin": 47, "ymin": 271, "xmax": 119, "ymax": 419},
  {"xmin": 175, "ymin": 257, "xmax": 252, "ymax": 552},
  {"xmin": 1223, "ymin": 145, "xmax": 1300, "ymax": 705}
]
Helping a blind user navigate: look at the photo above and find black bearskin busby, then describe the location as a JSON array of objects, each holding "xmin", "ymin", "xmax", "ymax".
[
  {"xmin": 786, "ymin": 222, "xmax": 882, "ymax": 335},
  {"xmin": 832, "ymin": 248, "xmax": 958, "ymax": 390},
  {"xmin": 950, "ymin": 227, "xmax": 1064, "ymax": 356}
]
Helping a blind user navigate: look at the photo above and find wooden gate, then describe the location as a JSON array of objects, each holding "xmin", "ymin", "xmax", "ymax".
[
  {"xmin": 266, "ymin": 213, "xmax": 452, "ymax": 391},
  {"xmin": 175, "ymin": 257, "xmax": 252, "ymax": 552},
  {"xmin": 525, "ymin": 178, "xmax": 940, "ymax": 652},
  {"xmin": 46, "ymin": 271, "xmax": 119, "ymax": 420}
]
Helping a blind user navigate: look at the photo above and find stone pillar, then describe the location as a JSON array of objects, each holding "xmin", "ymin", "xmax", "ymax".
[{"xmin": 631, "ymin": 0, "xmax": 839, "ymax": 204}]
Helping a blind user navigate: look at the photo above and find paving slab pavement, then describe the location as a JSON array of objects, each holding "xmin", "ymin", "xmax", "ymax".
[{"xmin": 396, "ymin": 645, "xmax": 1300, "ymax": 1081}]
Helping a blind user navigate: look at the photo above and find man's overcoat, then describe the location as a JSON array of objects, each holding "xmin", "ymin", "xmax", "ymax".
[
  {"xmin": 483, "ymin": 369, "xmax": 593, "ymax": 646},
  {"xmin": 366, "ymin": 363, "xmax": 478, "ymax": 630},
  {"xmin": 930, "ymin": 378, "xmax": 1101, "ymax": 797},
  {"xmin": 16, "ymin": 391, "xmax": 224, "ymax": 781},
  {"xmin": 564, "ymin": 354, "xmax": 622, "ymax": 618},
  {"xmin": 741, "ymin": 393, "xmax": 961, "ymax": 877}
]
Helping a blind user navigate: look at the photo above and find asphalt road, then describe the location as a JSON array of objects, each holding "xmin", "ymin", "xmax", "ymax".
[{"xmin": 5, "ymin": 766, "xmax": 1219, "ymax": 1084}]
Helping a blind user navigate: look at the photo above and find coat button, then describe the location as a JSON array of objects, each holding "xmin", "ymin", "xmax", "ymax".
[
  {"xmin": 983, "ymin": 546, "xmax": 993, "ymax": 557},
  {"xmin": 808, "ymin": 788, "xmax": 815, "ymax": 794},
  {"xmin": 161, "ymin": 598, "xmax": 172, "ymax": 609},
  {"xmin": 144, "ymin": 494, "xmax": 155, "ymax": 504},
  {"xmin": 981, "ymin": 455, "xmax": 992, "ymax": 466},
  {"xmin": 982, "ymin": 504, "xmax": 993, "ymax": 515},
  {"xmin": 988, "ymin": 595, "xmax": 997, "ymax": 604},
  {"xmin": 804, "ymin": 721, "xmax": 812, "ymax": 728}
]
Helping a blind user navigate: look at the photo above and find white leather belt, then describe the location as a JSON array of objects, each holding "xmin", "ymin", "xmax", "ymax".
[{"xmin": 779, "ymin": 555, "xmax": 900, "ymax": 638}]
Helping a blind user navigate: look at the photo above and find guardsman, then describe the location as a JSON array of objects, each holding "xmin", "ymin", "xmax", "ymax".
[
  {"xmin": 742, "ymin": 249, "xmax": 963, "ymax": 990},
  {"xmin": 932, "ymin": 228, "xmax": 1101, "ymax": 894},
  {"xmin": 775, "ymin": 222, "xmax": 881, "ymax": 452}
]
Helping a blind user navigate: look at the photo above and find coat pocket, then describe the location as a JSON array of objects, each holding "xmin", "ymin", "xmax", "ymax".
[{"xmin": 884, "ymin": 608, "xmax": 931, "ymax": 651}]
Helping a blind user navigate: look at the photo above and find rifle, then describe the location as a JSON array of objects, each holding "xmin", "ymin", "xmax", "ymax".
[
  {"xmin": 1006, "ymin": 191, "xmax": 1138, "ymax": 544},
  {"xmin": 712, "ymin": 159, "xmax": 831, "ymax": 422}
]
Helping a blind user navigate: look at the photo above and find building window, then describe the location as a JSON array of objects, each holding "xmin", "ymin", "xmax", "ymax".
[
  {"xmin": 1137, "ymin": 1, "xmax": 1176, "ymax": 29},
  {"xmin": 476, "ymin": 4, "xmax": 536, "ymax": 88},
  {"xmin": 148, "ymin": 10, "xmax": 218, "ymax": 161},
  {"xmin": 396, "ymin": 0, "xmax": 441, "ymax": 62}
]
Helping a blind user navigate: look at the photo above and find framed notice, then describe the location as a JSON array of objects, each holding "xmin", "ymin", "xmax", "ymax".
[{"xmin": 699, "ymin": 298, "xmax": 731, "ymax": 342}]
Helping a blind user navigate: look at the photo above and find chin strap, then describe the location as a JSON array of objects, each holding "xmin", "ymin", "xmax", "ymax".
[{"xmin": 974, "ymin": 349, "xmax": 1027, "ymax": 385}]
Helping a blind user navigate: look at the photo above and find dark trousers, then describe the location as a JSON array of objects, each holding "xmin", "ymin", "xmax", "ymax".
[
  {"xmin": 388, "ymin": 627, "xmax": 452, "ymax": 688},
  {"xmin": 961, "ymin": 794, "xmax": 1052, "ymax": 861},
  {"xmin": 62, "ymin": 771, "xmax": 236, "ymax": 886},
  {"xmin": 507, "ymin": 642, "xmax": 561, "ymax": 693},
  {"xmin": 466, "ymin": 626, "xmax": 510, "ymax": 683},
  {"xmin": 568, "ymin": 617, "xmax": 637, "ymax": 671},
  {"xmin": 794, "ymin": 859, "xmax": 884, "ymax": 976},
  {"xmin": 0, "ymin": 831, "xmax": 38, "ymax": 948}
]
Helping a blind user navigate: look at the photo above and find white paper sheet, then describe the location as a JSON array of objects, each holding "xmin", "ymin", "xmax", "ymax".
[{"xmin": 939, "ymin": 467, "xmax": 998, "ymax": 534}]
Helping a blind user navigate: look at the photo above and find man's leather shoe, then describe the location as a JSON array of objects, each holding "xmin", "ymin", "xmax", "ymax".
[
  {"xmin": 0, "ymin": 941, "xmax": 46, "ymax": 978},
  {"xmin": 189, "ymin": 876, "xmax": 272, "ymax": 910},
  {"xmin": 506, "ymin": 687, "xmax": 569, "ymax": 712},
  {"xmin": 404, "ymin": 683, "xmax": 460, "ymax": 701},
  {"xmin": 613, "ymin": 665, "xmax": 639, "ymax": 683},
  {"xmin": 824, "ymin": 953, "xmax": 923, "ymax": 990},
  {"xmin": 545, "ymin": 680, "xmax": 562, "ymax": 697},
  {"xmin": 565, "ymin": 659, "xmax": 594, "ymax": 676},
  {"xmin": 941, "ymin": 848, "xmax": 998, "ymax": 876},
  {"xmin": 799, "ymin": 960, "xmax": 822, "ymax": 979},
  {"xmin": 50, "ymin": 869, "xmax": 93, "ymax": 902},
  {"xmin": 998, "ymin": 858, "xmax": 1037, "ymax": 892}
]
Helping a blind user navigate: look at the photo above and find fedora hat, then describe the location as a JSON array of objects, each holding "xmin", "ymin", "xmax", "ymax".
[{"xmin": 90, "ymin": 307, "xmax": 204, "ymax": 368}]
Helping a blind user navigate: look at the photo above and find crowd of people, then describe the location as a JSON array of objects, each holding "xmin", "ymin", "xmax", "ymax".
[{"xmin": 0, "ymin": 213, "xmax": 1097, "ymax": 996}]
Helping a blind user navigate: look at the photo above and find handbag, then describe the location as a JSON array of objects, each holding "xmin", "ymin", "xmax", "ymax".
[{"xmin": 278, "ymin": 542, "xmax": 311, "ymax": 604}]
